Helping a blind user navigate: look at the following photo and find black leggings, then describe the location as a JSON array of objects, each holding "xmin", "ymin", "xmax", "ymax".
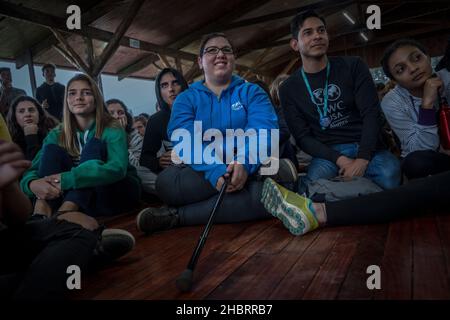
[
  {"xmin": 0, "ymin": 218, "xmax": 97, "ymax": 300},
  {"xmin": 326, "ymin": 170, "xmax": 450, "ymax": 226},
  {"xmin": 156, "ymin": 165, "xmax": 271, "ymax": 225},
  {"xmin": 402, "ymin": 150, "xmax": 450, "ymax": 180}
]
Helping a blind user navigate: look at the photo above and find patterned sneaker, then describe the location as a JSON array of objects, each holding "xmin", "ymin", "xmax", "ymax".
[
  {"xmin": 261, "ymin": 178, "xmax": 319, "ymax": 236},
  {"xmin": 98, "ymin": 229, "xmax": 135, "ymax": 261},
  {"xmin": 136, "ymin": 206, "xmax": 179, "ymax": 234}
]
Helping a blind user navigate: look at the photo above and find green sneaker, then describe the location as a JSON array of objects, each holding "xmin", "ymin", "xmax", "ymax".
[{"xmin": 261, "ymin": 178, "xmax": 319, "ymax": 236}]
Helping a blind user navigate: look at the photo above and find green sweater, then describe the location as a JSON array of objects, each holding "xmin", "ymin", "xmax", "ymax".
[{"xmin": 20, "ymin": 122, "xmax": 140, "ymax": 197}]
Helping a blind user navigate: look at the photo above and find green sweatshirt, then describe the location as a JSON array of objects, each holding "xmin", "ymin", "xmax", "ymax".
[{"xmin": 20, "ymin": 122, "xmax": 140, "ymax": 198}]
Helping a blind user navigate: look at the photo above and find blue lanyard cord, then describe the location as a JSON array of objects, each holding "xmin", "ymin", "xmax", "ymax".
[{"xmin": 301, "ymin": 62, "xmax": 330, "ymax": 121}]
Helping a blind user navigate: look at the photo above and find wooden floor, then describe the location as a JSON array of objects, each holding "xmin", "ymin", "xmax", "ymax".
[{"xmin": 74, "ymin": 211, "xmax": 450, "ymax": 300}]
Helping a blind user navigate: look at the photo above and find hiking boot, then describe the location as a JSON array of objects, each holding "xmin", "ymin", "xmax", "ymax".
[
  {"xmin": 97, "ymin": 228, "xmax": 135, "ymax": 261},
  {"xmin": 259, "ymin": 158, "xmax": 298, "ymax": 184},
  {"xmin": 136, "ymin": 206, "xmax": 179, "ymax": 234},
  {"xmin": 261, "ymin": 178, "xmax": 319, "ymax": 236}
]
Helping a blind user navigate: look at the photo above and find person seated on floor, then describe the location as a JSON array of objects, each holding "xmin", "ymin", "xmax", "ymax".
[
  {"xmin": 106, "ymin": 98, "xmax": 156, "ymax": 196},
  {"xmin": 252, "ymin": 79, "xmax": 300, "ymax": 174},
  {"xmin": 19, "ymin": 73, "xmax": 138, "ymax": 258},
  {"xmin": 280, "ymin": 10, "xmax": 401, "ymax": 195},
  {"xmin": 133, "ymin": 115, "xmax": 147, "ymax": 137},
  {"xmin": 0, "ymin": 140, "xmax": 99, "ymax": 300},
  {"xmin": 6, "ymin": 96, "xmax": 59, "ymax": 160},
  {"xmin": 261, "ymin": 167, "xmax": 450, "ymax": 236},
  {"xmin": 139, "ymin": 68, "xmax": 188, "ymax": 195},
  {"xmin": 0, "ymin": 67, "xmax": 26, "ymax": 118},
  {"xmin": 381, "ymin": 39, "xmax": 450, "ymax": 180},
  {"xmin": 136, "ymin": 32, "xmax": 298, "ymax": 234}
]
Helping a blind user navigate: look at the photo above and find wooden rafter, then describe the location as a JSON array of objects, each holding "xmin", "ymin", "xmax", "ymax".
[
  {"xmin": 175, "ymin": 57, "xmax": 183, "ymax": 73},
  {"xmin": 221, "ymin": 0, "xmax": 352, "ymax": 32},
  {"xmin": 243, "ymin": 48, "xmax": 272, "ymax": 78},
  {"xmin": 158, "ymin": 54, "xmax": 172, "ymax": 69},
  {"xmin": 168, "ymin": 0, "xmax": 271, "ymax": 50},
  {"xmin": 50, "ymin": 28, "xmax": 90, "ymax": 74},
  {"xmin": 329, "ymin": 21, "xmax": 450, "ymax": 53},
  {"xmin": 117, "ymin": 0, "xmax": 270, "ymax": 80},
  {"xmin": 91, "ymin": 0, "xmax": 146, "ymax": 76},
  {"xmin": 118, "ymin": 54, "xmax": 159, "ymax": 80},
  {"xmin": 0, "ymin": 1, "xmax": 268, "ymax": 78},
  {"xmin": 52, "ymin": 44, "xmax": 88, "ymax": 74},
  {"xmin": 15, "ymin": 0, "xmax": 118, "ymax": 69}
]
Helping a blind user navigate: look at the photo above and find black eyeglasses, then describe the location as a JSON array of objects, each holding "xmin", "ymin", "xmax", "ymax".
[{"xmin": 203, "ymin": 46, "xmax": 234, "ymax": 55}]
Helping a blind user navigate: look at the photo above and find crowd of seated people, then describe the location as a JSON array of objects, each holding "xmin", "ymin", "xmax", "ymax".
[{"xmin": 1, "ymin": 9, "xmax": 450, "ymax": 300}]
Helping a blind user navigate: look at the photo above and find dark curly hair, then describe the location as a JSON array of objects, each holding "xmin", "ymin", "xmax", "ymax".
[
  {"xmin": 105, "ymin": 98, "xmax": 133, "ymax": 133},
  {"xmin": 7, "ymin": 95, "xmax": 59, "ymax": 145}
]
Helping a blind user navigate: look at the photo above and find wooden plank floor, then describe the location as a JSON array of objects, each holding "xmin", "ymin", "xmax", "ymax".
[{"xmin": 74, "ymin": 211, "xmax": 450, "ymax": 300}]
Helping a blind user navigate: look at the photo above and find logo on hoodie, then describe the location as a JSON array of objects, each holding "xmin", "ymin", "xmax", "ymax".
[{"xmin": 231, "ymin": 101, "xmax": 244, "ymax": 111}]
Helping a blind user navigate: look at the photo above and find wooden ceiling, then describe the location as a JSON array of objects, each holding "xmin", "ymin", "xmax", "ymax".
[{"xmin": 0, "ymin": 0, "xmax": 449, "ymax": 83}]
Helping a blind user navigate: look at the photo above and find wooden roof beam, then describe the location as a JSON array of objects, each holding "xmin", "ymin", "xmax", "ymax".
[
  {"xmin": 221, "ymin": 0, "xmax": 352, "ymax": 31},
  {"xmin": 168, "ymin": 0, "xmax": 271, "ymax": 50},
  {"xmin": 328, "ymin": 21, "xmax": 450, "ymax": 54},
  {"xmin": 118, "ymin": 0, "xmax": 271, "ymax": 80},
  {"xmin": 0, "ymin": 1, "xmax": 268, "ymax": 78},
  {"xmin": 14, "ymin": 0, "xmax": 119, "ymax": 69},
  {"xmin": 50, "ymin": 28, "xmax": 90, "ymax": 74},
  {"xmin": 91, "ymin": 0, "xmax": 145, "ymax": 76},
  {"xmin": 117, "ymin": 53, "xmax": 159, "ymax": 80}
]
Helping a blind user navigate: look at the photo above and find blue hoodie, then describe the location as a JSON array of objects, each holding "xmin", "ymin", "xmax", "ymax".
[{"xmin": 168, "ymin": 75, "xmax": 279, "ymax": 188}]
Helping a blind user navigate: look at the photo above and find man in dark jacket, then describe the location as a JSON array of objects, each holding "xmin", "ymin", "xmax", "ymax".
[
  {"xmin": 35, "ymin": 64, "xmax": 65, "ymax": 120},
  {"xmin": 139, "ymin": 68, "xmax": 188, "ymax": 194}
]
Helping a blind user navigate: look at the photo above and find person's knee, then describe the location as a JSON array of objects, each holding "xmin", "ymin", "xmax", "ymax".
[
  {"xmin": 307, "ymin": 158, "xmax": 338, "ymax": 181},
  {"xmin": 41, "ymin": 144, "xmax": 67, "ymax": 160},
  {"xmin": 155, "ymin": 167, "xmax": 180, "ymax": 205},
  {"xmin": 403, "ymin": 151, "xmax": 434, "ymax": 179},
  {"xmin": 80, "ymin": 138, "xmax": 107, "ymax": 163},
  {"xmin": 57, "ymin": 212, "xmax": 99, "ymax": 231},
  {"xmin": 375, "ymin": 157, "xmax": 401, "ymax": 189}
]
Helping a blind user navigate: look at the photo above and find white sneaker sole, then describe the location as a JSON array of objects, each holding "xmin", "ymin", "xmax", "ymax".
[
  {"xmin": 102, "ymin": 228, "xmax": 136, "ymax": 247},
  {"xmin": 261, "ymin": 179, "xmax": 311, "ymax": 236}
]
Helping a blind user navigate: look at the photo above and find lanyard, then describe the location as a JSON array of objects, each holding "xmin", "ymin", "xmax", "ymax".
[{"xmin": 301, "ymin": 62, "xmax": 331, "ymax": 129}]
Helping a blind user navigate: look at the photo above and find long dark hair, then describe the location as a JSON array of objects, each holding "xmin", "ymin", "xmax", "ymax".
[
  {"xmin": 7, "ymin": 95, "xmax": 59, "ymax": 144},
  {"xmin": 105, "ymin": 98, "xmax": 133, "ymax": 133},
  {"xmin": 154, "ymin": 68, "xmax": 188, "ymax": 112}
]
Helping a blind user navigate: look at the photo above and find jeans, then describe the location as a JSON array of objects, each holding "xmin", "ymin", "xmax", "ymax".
[
  {"xmin": 299, "ymin": 143, "xmax": 401, "ymax": 194},
  {"xmin": 156, "ymin": 165, "xmax": 271, "ymax": 225},
  {"xmin": 38, "ymin": 140, "xmax": 140, "ymax": 217}
]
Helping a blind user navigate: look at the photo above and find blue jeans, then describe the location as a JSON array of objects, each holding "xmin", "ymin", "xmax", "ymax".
[
  {"xmin": 38, "ymin": 139, "xmax": 140, "ymax": 217},
  {"xmin": 299, "ymin": 143, "xmax": 401, "ymax": 194}
]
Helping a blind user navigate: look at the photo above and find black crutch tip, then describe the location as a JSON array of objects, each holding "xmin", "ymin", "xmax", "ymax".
[{"xmin": 176, "ymin": 269, "xmax": 193, "ymax": 292}]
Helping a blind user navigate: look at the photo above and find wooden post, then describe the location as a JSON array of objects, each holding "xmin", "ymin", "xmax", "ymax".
[{"xmin": 25, "ymin": 49, "xmax": 37, "ymax": 97}]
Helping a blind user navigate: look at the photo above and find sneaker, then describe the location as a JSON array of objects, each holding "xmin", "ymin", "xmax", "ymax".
[
  {"xmin": 136, "ymin": 206, "xmax": 179, "ymax": 234},
  {"xmin": 97, "ymin": 229, "xmax": 135, "ymax": 261},
  {"xmin": 259, "ymin": 158, "xmax": 298, "ymax": 184},
  {"xmin": 261, "ymin": 178, "xmax": 319, "ymax": 236}
]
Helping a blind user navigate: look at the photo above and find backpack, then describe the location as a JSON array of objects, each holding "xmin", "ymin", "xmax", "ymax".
[{"xmin": 307, "ymin": 176, "xmax": 383, "ymax": 202}]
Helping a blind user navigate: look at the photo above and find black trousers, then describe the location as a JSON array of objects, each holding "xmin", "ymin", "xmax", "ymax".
[
  {"xmin": 156, "ymin": 165, "xmax": 271, "ymax": 225},
  {"xmin": 402, "ymin": 150, "xmax": 450, "ymax": 180},
  {"xmin": 326, "ymin": 170, "xmax": 450, "ymax": 226},
  {"xmin": 0, "ymin": 218, "xmax": 98, "ymax": 300}
]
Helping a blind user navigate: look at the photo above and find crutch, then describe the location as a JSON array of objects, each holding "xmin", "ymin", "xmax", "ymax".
[{"xmin": 175, "ymin": 177, "xmax": 229, "ymax": 292}]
